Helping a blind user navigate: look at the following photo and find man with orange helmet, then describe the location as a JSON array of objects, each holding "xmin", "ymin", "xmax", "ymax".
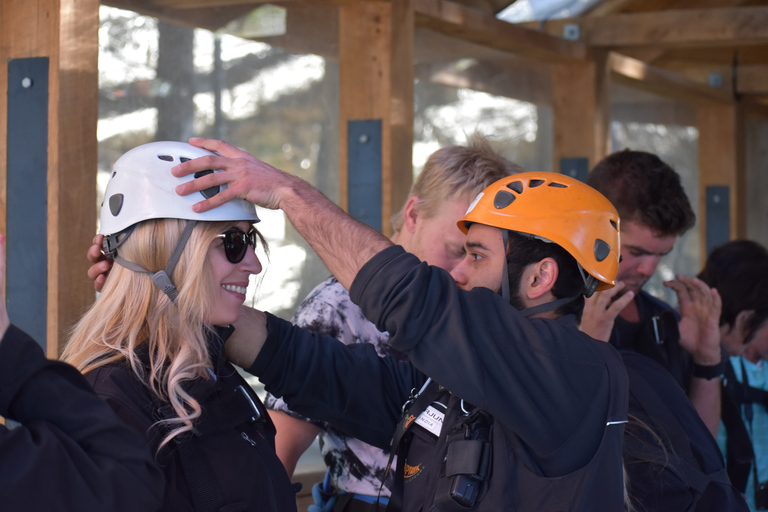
[{"xmin": 171, "ymin": 139, "xmax": 629, "ymax": 511}]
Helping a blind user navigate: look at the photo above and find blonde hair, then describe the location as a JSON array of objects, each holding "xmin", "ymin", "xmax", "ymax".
[
  {"xmin": 391, "ymin": 134, "xmax": 522, "ymax": 233},
  {"xmin": 63, "ymin": 219, "xmax": 260, "ymax": 451}
]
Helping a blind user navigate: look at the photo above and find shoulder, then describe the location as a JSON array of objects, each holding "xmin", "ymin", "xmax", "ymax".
[
  {"xmin": 292, "ymin": 277, "xmax": 353, "ymax": 325},
  {"xmin": 293, "ymin": 277, "xmax": 389, "ymax": 348},
  {"xmin": 85, "ymin": 364, "xmax": 155, "ymax": 424}
]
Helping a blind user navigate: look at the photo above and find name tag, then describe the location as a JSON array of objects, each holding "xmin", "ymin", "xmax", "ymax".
[{"xmin": 415, "ymin": 405, "xmax": 444, "ymax": 437}]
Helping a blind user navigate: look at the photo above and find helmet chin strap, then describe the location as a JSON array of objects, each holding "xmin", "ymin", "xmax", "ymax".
[
  {"xmin": 112, "ymin": 220, "xmax": 197, "ymax": 302},
  {"xmin": 518, "ymin": 295, "xmax": 580, "ymax": 318},
  {"xmin": 501, "ymin": 229, "xmax": 580, "ymax": 318},
  {"xmin": 501, "ymin": 230, "xmax": 510, "ymax": 303}
]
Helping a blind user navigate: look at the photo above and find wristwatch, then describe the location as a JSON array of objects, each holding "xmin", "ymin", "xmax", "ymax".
[{"xmin": 692, "ymin": 359, "xmax": 725, "ymax": 380}]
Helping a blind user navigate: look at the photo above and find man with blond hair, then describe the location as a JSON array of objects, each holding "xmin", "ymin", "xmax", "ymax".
[{"xmin": 264, "ymin": 135, "xmax": 520, "ymax": 511}]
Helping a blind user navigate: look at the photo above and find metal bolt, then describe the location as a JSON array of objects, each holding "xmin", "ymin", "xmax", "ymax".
[
  {"xmin": 21, "ymin": 77, "xmax": 33, "ymax": 89},
  {"xmin": 563, "ymin": 24, "xmax": 580, "ymax": 41},
  {"xmin": 359, "ymin": 134, "xmax": 369, "ymax": 144}
]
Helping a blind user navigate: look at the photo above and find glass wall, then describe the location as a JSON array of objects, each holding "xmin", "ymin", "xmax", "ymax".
[
  {"xmin": 610, "ymin": 85, "xmax": 700, "ymax": 306},
  {"xmin": 98, "ymin": 6, "xmax": 338, "ymax": 321}
]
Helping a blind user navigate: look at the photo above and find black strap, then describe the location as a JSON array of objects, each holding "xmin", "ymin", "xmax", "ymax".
[
  {"xmin": 177, "ymin": 439, "xmax": 227, "ymax": 512},
  {"xmin": 385, "ymin": 380, "xmax": 443, "ymax": 512},
  {"xmin": 721, "ymin": 359, "xmax": 768, "ymax": 494},
  {"xmin": 114, "ymin": 220, "xmax": 197, "ymax": 301},
  {"xmin": 724, "ymin": 360, "xmax": 768, "ymax": 410}
]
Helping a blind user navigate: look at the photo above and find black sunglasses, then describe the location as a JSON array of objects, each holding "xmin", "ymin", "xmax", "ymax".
[{"xmin": 216, "ymin": 227, "xmax": 258, "ymax": 264}]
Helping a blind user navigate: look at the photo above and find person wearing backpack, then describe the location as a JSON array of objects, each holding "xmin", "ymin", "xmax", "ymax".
[{"xmin": 698, "ymin": 240, "xmax": 768, "ymax": 511}]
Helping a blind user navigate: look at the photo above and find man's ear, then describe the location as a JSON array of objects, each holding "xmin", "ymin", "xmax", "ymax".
[
  {"xmin": 524, "ymin": 258, "xmax": 559, "ymax": 300},
  {"xmin": 735, "ymin": 309, "xmax": 756, "ymax": 342},
  {"xmin": 402, "ymin": 196, "xmax": 421, "ymax": 234}
]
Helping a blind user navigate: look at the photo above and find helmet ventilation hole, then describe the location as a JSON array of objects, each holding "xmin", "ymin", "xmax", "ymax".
[
  {"xmin": 494, "ymin": 190, "xmax": 516, "ymax": 209},
  {"xmin": 157, "ymin": 154, "xmax": 174, "ymax": 162},
  {"xmin": 194, "ymin": 170, "xmax": 221, "ymax": 199},
  {"xmin": 610, "ymin": 220, "xmax": 618, "ymax": 230},
  {"xmin": 506, "ymin": 181, "xmax": 524, "ymax": 194},
  {"xmin": 594, "ymin": 239, "xmax": 611, "ymax": 262},
  {"xmin": 548, "ymin": 182, "xmax": 567, "ymax": 188},
  {"xmin": 180, "ymin": 157, "xmax": 191, "ymax": 163},
  {"xmin": 529, "ymin": 179, "xmax": 545, "ymax": 188},
  {"xmin": 109, "ymin": 194, "xmax": 124, "ymax": 216}
]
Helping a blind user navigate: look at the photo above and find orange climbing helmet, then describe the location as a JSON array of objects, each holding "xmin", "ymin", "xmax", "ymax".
[{"xmin": 458, "ymin": 172, "xmax": 620, "ymax": 296}]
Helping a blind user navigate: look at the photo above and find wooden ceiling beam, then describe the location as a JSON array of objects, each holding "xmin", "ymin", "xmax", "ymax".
[
  {"xmin": 147, "ymin": 0, "xmax": 303, "ymax": 7},
  {"xmin": 609, "ymin": 52, "xmax": 733, "ymax": 105},
  {"xmin": 529, "ymin": 6, "xmax": 768, "ymax": 49},
  {"xmin": 413, "ymin": 0, "xmax": 588, "ymax": 63}
]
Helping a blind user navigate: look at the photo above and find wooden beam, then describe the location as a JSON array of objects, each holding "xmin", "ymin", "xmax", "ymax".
[
  {"xmin": 609, "ymin": 52, "xmax": 733, "ymax": 105},
  {"xmin": 737, "ymin": 64, "xmax": 768, "ymax": 95},
  {"xmin": 338, "ymin": 0, "xmax": 413, "ymax": 237},
  {"xmin": 0, "ymin": 0, "xmax": 99, "ymax": 356},
  {"xmin": 551, "ymin": 50, "xmax": 611, "ymax": 175},
  {"xmin": 698, "ymin": 104, "xmax": 746, "ymax": 255},
  {"xmin": 149, "ymin": 0, "xmax": 282, "ymax": 7},
  {"xmin": 103, "ymin": 0, "xmax": 256, "ymax": 32},
  {"xmin": 742, "ymin": 96, "xmax": 768, "ymax": 120},
  {"xmin": 413, "ymin": 0, "xmax": 588, "ymax": 63},
  {"xmin": 528, "ymin": 7, "xmax": 768, "ymax": 49}
]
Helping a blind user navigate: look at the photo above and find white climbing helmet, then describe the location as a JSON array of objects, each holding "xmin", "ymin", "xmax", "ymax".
[{"xmin": 99, "ymin": 141, "xmax": 259, "ymax": 238}]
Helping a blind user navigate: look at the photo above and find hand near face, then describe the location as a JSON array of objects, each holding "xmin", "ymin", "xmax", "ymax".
[
  {"xmin": 173, "ymin": 138, "xmax": 299, "ymax": 214},
  {"xmin": 580, "ymin": 282, "xmax": 634, "ymax": 342},
  {"xmin": 0, "ymin": 235, "xmax": 10, "ymax": 340},
  {"xmin": 664, "ymin": 275, "xmax": 722, "ymax": 365},
  {"xmin": 87, "ymin": 234, "xmax": 113, "ymax": 293}
]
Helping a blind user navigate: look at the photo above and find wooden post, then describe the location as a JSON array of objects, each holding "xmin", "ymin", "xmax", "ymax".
[
  {"xmin": 0, "ymin": 0, "xmax": 99, "ymax": 356},
  {"xmin": 551, "ymin": 50, "xmax": 611, "ymax": 175},
  {"xmin": 338, "ymin": 0, "xmax": 414, "ymax": 237},
  {"xmin": 698, "ymin": 104, "xmax": 746, "ymax": 256}
]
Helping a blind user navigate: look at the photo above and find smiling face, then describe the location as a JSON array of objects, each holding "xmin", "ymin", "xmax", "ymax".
[
  {"xmin": 205, "ymin": 220, "xmax": 262, "ymax": 326},
  {"xmin": 617, "ymin": 220, "xmax": 677, "ymax": 296}
]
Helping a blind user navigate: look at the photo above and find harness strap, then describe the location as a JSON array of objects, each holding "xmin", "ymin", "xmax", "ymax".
[
  {"xmin": 385, "ymin": 379, "xmax": 443, "ymax": 512},
  {"xmin": 721, "ymin": 359, "xmax": 768, "ymax": 494},
  {"xmin": 113, "ymin": 220, "xmax": 197, "ymax": 302},
  {"xmin": 177, "ymin": 440, "xmax": 228, "ymax": 512}
]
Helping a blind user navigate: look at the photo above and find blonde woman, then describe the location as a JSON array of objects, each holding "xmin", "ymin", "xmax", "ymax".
[{"xmin": 63, "ymin": 142, "xmax": 297, "ymax": 512}]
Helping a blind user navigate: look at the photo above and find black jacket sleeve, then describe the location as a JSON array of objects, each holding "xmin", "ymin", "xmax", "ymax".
[
  {"xmin": 251, "ymin": 313, "xmax": 427, "ymax": 449},
  {"xmin": 0, "ymin": 325, "xmax": 165, "ymax": 512},
  {"xmin": 349, "ymin": 246, "xmax": 625, "ymax": 474}
]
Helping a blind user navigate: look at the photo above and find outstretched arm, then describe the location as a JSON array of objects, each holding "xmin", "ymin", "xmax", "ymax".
[{"xmin": 172, "ymin": 138, "xmax": 392, "ymax": 290}]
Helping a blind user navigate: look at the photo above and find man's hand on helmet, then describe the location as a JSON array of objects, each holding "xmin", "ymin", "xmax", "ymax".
[{"xmin": 173, "ymin": 138, "xmax": 297, "ymax": 214}]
